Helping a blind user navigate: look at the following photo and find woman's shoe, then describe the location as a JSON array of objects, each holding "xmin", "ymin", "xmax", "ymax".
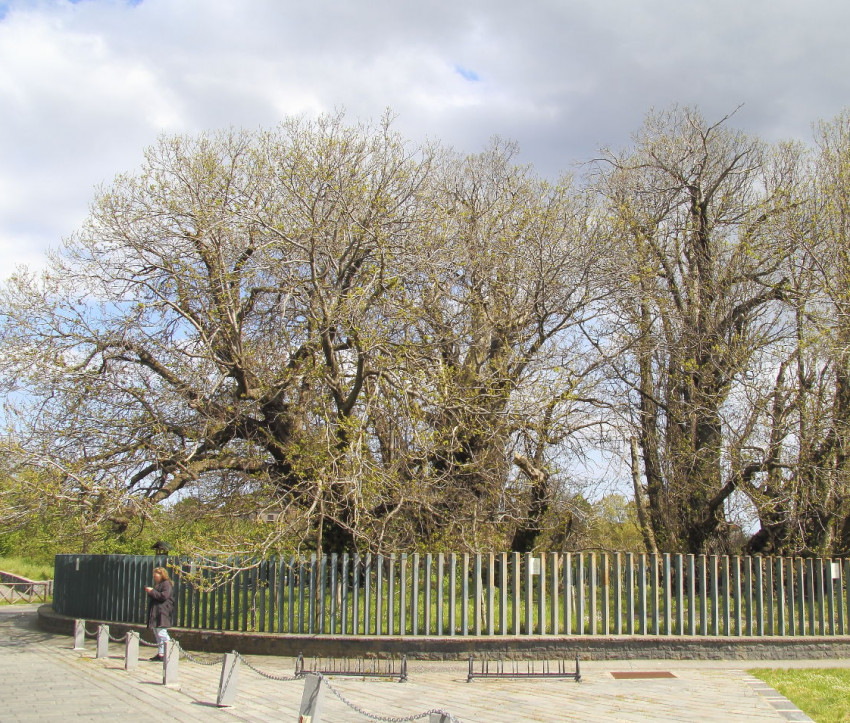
[{"xmin": 149, "ymin": 653, "xmax": 163, "ymax": 661}]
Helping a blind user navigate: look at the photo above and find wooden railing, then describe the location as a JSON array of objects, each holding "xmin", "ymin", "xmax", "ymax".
[
  {"xmin": 52, "ymin": 552, "xmax": 850, "ymax": 637},
  {"xmin": 0, "ymin": 571, "xmax": 53, "ymax": 604}
]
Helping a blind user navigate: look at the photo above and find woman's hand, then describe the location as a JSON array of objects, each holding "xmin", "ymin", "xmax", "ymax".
[{"xmin": 145, "ymin": 586, "xmax": 153, "ymax": 593}]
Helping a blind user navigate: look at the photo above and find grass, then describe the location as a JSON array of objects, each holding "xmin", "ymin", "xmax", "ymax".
[
  {"xmin": 0, "ymin": 555, "xmax": 54, "ymax": 581},
  {"xmin": 749, "ymin": 668, "xmax": 850, "ymax": 722}
]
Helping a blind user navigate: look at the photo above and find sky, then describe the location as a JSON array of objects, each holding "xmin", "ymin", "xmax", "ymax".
[{"xmin": 1, "ymin": 0, "xmax": 849, "ymax": 277}]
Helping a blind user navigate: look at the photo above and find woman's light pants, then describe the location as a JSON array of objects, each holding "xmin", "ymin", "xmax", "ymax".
[{"xmin": 154, "ymin": 627, "xmax": 171, "ymax": 655}]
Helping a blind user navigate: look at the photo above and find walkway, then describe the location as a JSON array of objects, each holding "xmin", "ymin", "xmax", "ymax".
[{"xmin": 0, "ymin": 604, "xmax": 825, "ymax": 721}]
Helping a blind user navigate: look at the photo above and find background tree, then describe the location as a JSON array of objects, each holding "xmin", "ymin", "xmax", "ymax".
[
  {"xmin": 745, "ymin": 111, "xmax": 850, "ymax": 555},
  {"xmin": 6, "ymin": 106, "xmax": 850, "ymax": 558},
  {"xmin": 0, "ymin": 116, "xmax": 612, "ymax": 555},
  {"xmin": 0, "ymin": 114, "xmax": 435, "ymax": 554},
  {"xmin": 597, "ymin": 107, "xmax": 794, "ymax": 553},
  {"xmin": 362, "ymin": 140, "xmax": 611, "ymax": 551}
]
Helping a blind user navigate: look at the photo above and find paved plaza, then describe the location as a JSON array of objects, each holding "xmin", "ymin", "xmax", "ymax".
[{"xmin": 0, "ymin": 604, "xmax": 829, "ymax": 722}]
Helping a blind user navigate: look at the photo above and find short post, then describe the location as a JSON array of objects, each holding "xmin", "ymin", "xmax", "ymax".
[
  {"xmin": 73, "ymin": 619, "xmax": 85, "ymax": 650},
  {"xmin": 430, "ymin": 714, "xmax": 452, "ymax": 723},
  {"xmin": 216, "ymin": 652, "xmax": 240, "ymax": 707},
  {"xmin": 95, "ymin": 624, "xmax": 109, "ymax": 659},
  {"xmin": 163, "ymin": 639, "xmax": 179, "ymax": 686},
  {"xmin": 124, "ymin": 630, "xmax": 139, "ymax": 671},
  {"xmin": 298, "ymin": 673, "xmax": 325, "ymax": 723}
]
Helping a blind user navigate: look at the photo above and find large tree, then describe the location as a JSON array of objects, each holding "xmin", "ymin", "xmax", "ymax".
[
  {"xmin": 361, "ymin": 140, "xmax": 611, "ymax": 551},
  {"xmin": 1, "ymin": 116, "xmax": 610, "ymax": 554},
  {"xmin": 745, "ymin": 111, "xmax": 850, "ymax": 555},
  {"xmin": 597, "ymin": 107, "xmax": 794, "ymax": 553},
  {"xmin": 0, "ymin": 114, "xmax": 435, "ymax": 553}
]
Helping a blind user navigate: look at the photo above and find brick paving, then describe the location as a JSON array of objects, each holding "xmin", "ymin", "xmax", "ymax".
[{"xmin": 1, "ymin": 604, "xmax": 830, "ymax": 721}]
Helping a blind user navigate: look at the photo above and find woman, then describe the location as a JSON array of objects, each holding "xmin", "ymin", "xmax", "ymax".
[{"xmin": 145, "ymin": 566, "xmax": 174, "ymax": 661}]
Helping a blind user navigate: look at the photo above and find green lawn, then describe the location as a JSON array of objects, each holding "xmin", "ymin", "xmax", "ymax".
[
  {"xmin": 0, "ymin": 556, "xmax": 53, "ymax": 606},
  {"xmin": 749, "ymin": 668, "xmax": 850, "ymax": 723},
  {"xmin": 0, "ymin": 555, "xmax": 54, "ymax": 581}
]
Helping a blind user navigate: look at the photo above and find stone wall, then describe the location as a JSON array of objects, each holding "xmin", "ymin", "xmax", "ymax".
[{"xmin": 38, "ymin": 604, "xmax": 850, "ymax": 660}]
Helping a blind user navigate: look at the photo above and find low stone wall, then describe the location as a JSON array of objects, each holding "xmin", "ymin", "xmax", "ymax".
[{"xmin": 38, "ymin": 604, "xmax": 850, "ymax": 660}]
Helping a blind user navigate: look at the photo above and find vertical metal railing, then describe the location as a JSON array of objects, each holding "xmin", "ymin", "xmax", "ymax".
[{"xmin": 52, "ymin": 552, "xmax": 850, "ymax": 638}]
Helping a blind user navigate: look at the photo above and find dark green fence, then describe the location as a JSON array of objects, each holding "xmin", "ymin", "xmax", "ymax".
[{"xmin": 53, "ymin": 552, "xmax": 850, "ymax": 637}]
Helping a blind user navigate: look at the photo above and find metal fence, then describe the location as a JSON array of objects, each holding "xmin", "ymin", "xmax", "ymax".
[{"xmin": 53, "ymin": 552, "xmax": 850, "ymax": 637}]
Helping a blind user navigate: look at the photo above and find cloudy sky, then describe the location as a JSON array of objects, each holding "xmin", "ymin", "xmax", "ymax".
[{"xmin": 1, "ymin": 0, "xmax": 848, "ymax": 276}]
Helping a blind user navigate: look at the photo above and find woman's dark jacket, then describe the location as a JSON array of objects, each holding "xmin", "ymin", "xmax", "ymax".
[{"xmin": 146, "ymin": 580, "xmax": 174, "ymax": 629}]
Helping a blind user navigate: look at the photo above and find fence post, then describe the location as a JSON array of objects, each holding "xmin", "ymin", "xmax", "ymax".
[
  {"xmin": 400, "ymin": 553, "xmax": 408, "ymax": 635},
  {"xmin": 613, "ymin": 553, "xmax": 622, "ymax": 635},
  {"xmin": 511, "ymin": 552, "xmax": 520, "ymax": 635},
  {"xmin": 388, "ymin": 554, "xmax": 396, "ymax": 636},
  {"xmin": 577, "ymin": 553, "xmax": 586, "ymax": 635},
  {"xmin": 462, "ymin": 553, "xmax": 470, "ymax": 636},
  {"xmin": 425, "ymin": 553, "xmax": 434, "ymax": 635},
  {"xmin": 474, "ymin": 554, "xmax": 482, "ymax": 636},
  {"xmin": 73, "ymin": 619, "xmax": 85, "ymax": 650},
  {"xmin": 650, "ymin": 553, "xmax": 659, "ymax": 634},
  {"xmin": 412, "ymin": 553, "xmax": 420, "ymax": 635},
  {"xmin": 430, "ymin": 715, "xmax": 452, "ymax": 723},
  {"xmin": 376, "ymin": 554, "xmax": 384, "ymax": 636},
  {"xmin": 755, "ymin": 557, "xmax": 764, "ymax": 636},
  {"xmin": 438, "ymin": 553, "xmax": 447, "ymax": 635},
  {"xmin": 588, "ymin": 553, "xmax": 597, "ymax": 635},
  {"xmin": 124, "ymin": 631, "xmax": 139, "ymax": 671},
  {"xmin": 550, "ymin": 552, "xmax": 560, "ymax": 635},
  {"xmin": 298, "ymin": 673, "xmax": 325, "ymax": 723},
  {"xmin": 217, "ymin": 652, "xmax": 240, "ymax": 707},
  {"xmin": 687, "ymin": 554, "xmax": 696, "ymax": 635},
  {"xmin": 96, "ymin": 624, "xmax": 109, "ymax": 659},
  {"xmin": 163, "ymin": 639, "xmax": 179, "ymax": 685},
  {"xmin": 675, "ymin": 554, "xmax": 684, "ymax": 635}
]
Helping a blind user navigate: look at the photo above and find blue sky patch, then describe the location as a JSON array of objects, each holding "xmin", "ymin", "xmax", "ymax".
[
  {"xmin": 454, "ymin": 65, "xmax": 481, "ymax": 82},
  {"xmin": 65, "ymin": 0, "xmax": 144, "ymax": 4}
]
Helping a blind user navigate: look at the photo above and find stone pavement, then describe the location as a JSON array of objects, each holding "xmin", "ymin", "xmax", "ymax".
[{"xmin": 0, "ymin": 604, "xmax": 830, "ymax": 722}]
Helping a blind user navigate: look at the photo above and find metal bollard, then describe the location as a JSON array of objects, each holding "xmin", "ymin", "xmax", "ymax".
[
  {"xmin": 95, "ymin": 624, "xmax": 109, "ymax": 659},
  {"xmin": 73, "ymin": 619, "xmax": 85, "ymax": 650},
  {"xmin": 298, "ymin": 673, "xmax": 325, "ymax": 723},
  {"xmin": 216, "ymin": 652, "xmax": 240, "ymax": 707},
  {"xmin": 163, "ymin": 640, "xmax": 179, "ymax": 686},
  {"xmin": 124, "ymin": 630, "xmax": 139, "ymax": 671}
]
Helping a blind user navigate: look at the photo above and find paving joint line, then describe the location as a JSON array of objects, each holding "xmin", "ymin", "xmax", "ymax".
[{"xmin": 738, "ymin": 672, "xmax": 814, "ymax": 722}]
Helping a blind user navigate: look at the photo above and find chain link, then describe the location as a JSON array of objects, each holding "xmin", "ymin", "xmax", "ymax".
[
  {"xmin": 77, "ymin": 624, "xmax": 460, "ymax": 722},
  {"xmin": 320, "ymin": 675, "xmax": 461, "ymax": 723},
  {"xmin": 235, "ymin": 652, "xmax": 303, "ymax": 682},
  {"xmin": 85, "ymin": 624, "xmax": 126, "ymax": 644},
  {"xmin": 177, "ymin": 645, "xmax": 223, "ymax": 667},
  {"xmin": 139, "ymin": 637, "xmax": 158, "ymax": 647}
]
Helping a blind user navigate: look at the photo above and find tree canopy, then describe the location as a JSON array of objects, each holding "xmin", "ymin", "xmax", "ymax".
[{"xmin": 3, "ymin": 107, "xmax": 850, "ymax": 557}]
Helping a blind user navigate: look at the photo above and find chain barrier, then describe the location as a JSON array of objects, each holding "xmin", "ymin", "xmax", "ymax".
[
  {"xmin": 235, "ymin": 652, "xmax": 303, "ymax": 682},
  {"xmin": 75, "ymin": 623, "xmax": 460, "ymax": 721},
  {"xmin": 320, "ymin": 674, "xmax": 460, "ymax": 723},
  {"xmin": 83, "ymin": 623, "xmax": 100, "ymax": 638},
  {"xmin": 176, "ymin": 644, "xmax": 223, "ymax": 667},
  {"xmin": 108, "ymin": 631, "xmax": 126, "ymax": 643}
]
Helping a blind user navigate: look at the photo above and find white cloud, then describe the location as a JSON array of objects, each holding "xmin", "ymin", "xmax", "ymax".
[{"xmin": 1, "ymin": 0, "xmax": 849, "ymax": 275}]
